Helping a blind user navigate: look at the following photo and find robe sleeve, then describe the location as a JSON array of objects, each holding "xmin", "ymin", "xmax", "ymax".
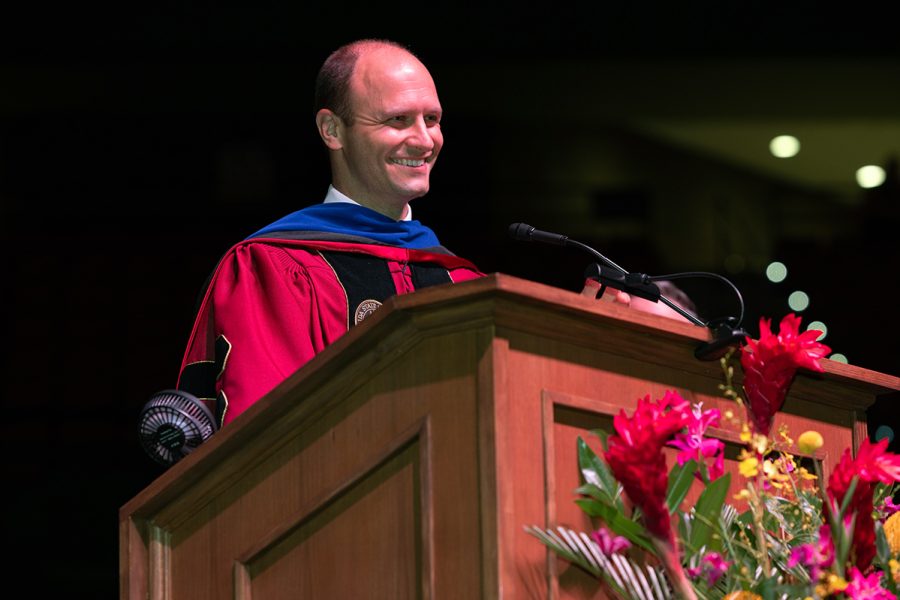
[{"xmin": 178, "ymin": 242, "xmax": 348, "ymax": 426}]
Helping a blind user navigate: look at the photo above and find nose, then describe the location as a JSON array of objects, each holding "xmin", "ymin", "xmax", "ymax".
[{"xmin": 406, "ymin": 117, "xmax": 436, "ymax": 153}]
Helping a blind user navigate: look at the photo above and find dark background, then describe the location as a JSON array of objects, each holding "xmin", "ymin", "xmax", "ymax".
[{"xmin": 2, "ymin": 3, "xmax": 899, "ymax": 596}]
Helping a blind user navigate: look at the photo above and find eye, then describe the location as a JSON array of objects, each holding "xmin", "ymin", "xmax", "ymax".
[
  {"xmin": 387, "ymin": 115, "xmax": 409, "ymax": 126},
  {"xmin": 425, "ymin": 114, "xmax": 442, "ymax": 126}
]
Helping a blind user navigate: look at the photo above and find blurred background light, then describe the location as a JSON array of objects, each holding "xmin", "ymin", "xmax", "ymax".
[
  {"xmin": 876, "ymin": 424, "xmax": 895, "ymax": 443},
  {"xmin": 856, "ymin": 164, "xmax": 887, "ymax": 188},
  {"xmin": 788, "ymin": 290, "xmax": 810, "ymax": 311},
  {"xmin": 807, "ymin": 320, "xmax": 828, "ymax": 340},
  {"xmin": 766, "ymin": 261, "xmax": 788, "ymax": 283},
  {"xmin": 769, "ymin": 135, "xmax": 800, "ymax": 158}
]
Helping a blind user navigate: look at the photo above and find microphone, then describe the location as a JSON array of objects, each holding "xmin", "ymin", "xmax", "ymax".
[
  {"xmin": 507, "ymin": 222, "xmax": 748, "ymax": 359},
  {"xmin": 508, "ymin": 222, "xmax": 569, "ymax": 246}
]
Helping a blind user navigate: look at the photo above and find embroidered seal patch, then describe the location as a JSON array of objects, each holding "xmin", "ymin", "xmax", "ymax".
[{"xmin": 354, "ymin": 299, "xmax": 383, "ymax": 325}]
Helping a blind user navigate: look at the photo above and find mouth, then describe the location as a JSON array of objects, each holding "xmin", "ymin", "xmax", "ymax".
[{"xmin": 390, "ymin": 158, "xmax": 427, "ymax": 168}]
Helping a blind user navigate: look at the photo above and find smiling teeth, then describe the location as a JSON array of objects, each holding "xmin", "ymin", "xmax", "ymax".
[{"xmin": 392, "ymin": 158, "xmax": 425, "ymax": 167}]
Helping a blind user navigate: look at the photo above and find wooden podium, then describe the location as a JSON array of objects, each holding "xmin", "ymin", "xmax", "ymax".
[{"xmin": 120, "ymin": 274, "xmax": 900, "ymax": 599}]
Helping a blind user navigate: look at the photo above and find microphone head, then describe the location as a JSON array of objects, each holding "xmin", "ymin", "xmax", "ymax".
[{"xmin": 508, "ymin": 222, "xmax": 535, "ymax": 241}]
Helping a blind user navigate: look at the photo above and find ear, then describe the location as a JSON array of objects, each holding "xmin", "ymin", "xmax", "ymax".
[{"xmin": 316, "ymin": 109, "xmax": 343, "ymax": 150}]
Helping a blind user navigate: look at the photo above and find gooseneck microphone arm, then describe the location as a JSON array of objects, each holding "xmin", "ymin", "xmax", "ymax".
[
  {"xmin": 508, "ymin": 223, "xmax": 706, "ymax": 326},
  {"xmin": 507, "ymin": 222, "xmax": 750, "ymax": 359},
  {"xmin": 508, "ymin": 222, "xmax": 626, "ymax": 272}
]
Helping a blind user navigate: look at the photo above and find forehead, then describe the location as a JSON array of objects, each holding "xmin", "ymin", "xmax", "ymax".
[{"xmin": 350, "ymin": 47, "xmax": 441, "ymax": 114}]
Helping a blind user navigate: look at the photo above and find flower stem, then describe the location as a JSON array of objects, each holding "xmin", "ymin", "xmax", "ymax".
[
  {"xmin": 751, "ymin": 462, "xmax": 773, "ymax": 577},
  {"xmin": 653, "ymin": 539, "xmax": 698, "ymax": 600}
]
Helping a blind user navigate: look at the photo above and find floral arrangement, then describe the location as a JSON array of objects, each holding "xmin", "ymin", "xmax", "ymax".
[{"xmin": 527, "ymin": 314, "xmax": 900, "ymax": 599}]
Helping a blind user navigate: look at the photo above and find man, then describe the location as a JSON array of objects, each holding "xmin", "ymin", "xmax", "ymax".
[{"xmin": 175, "ymin": 39, "xmax": 483, "ymax": 428}]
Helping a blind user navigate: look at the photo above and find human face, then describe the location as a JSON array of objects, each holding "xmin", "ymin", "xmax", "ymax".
[{"xmin": 334, "ymin": 47, "xmax": 443, "ymax": 218}]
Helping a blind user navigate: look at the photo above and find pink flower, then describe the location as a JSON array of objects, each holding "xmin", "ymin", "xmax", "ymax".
[
  {"xmin": 591, "ymin": 526, "xmax": 631, "ymax": 556},
  {"xmin": 844, "ymin": 567, "xmax": 896, "ymax": 599},
  {"xmin": 881, "ymin": 496, "xmax": 900, "ymax": 518},
  {"xmin": 668, "ymin": 402, "xmax": 725, "ymax": 481},
  {"xmin": 739, "ymin": 313, "xmax": 830, "ymax": 436},
  {"xmin": 604, "ymin": 391, "xmax": 690, "ymax": 544},
  {"xmin": 686, "ymin": 551, "xmax": 730, "ymax": 586},
  {"xmin": 787, "ymin": 524, "xmax": 835, "ymax": 581},
  {"xmin": 827, "ymin": 438, "xmax": 900, "ymax": 570}
]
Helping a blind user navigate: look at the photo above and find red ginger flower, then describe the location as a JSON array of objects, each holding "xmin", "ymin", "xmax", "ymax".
[
  {"xmin": 827, "ymin": 438, "xmax": 900, "ymax": 571},
  {"xmin": 604, "ymin": 390, "xmax": 690, "ymax": 543},
  {"xmin": 739, "ymin": 313, "xmax": 831, "ymax": 436}
]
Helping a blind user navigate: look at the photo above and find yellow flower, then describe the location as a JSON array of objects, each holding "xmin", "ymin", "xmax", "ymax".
[
  {"xmin": 751, "ymin": 434, "xmax": 768, "ymax": 455},
  {"xmin": 778, "ymin": 424, "xmax": 793, "ymax": 446},
  {"xmin": 733, "ymin": 489, "xmax": 751, "ymax": 501},
  {"xmin": 740, "ymin": 424, "xmax": 752, "ymax": 443},
  {"xmin": 739, "ymin": 456, "xmax": 759, "ymax": 478},
  {"xmin": 722, "ymin": 593, "xmax": 763, "ymax": 600},
  {"xmin": 890, "ymin": 558, "xmax": 900, "ymax": 583},
  {"xmin": 797, "ymin": 430, "xmax": 824, "ymax": 454},
  {"xmin": 762, "ymin": 459, "xmax": 790, "ymax": 489},
  {"xmin": 797, "ymin": 466, "xmax": 817, "ymax": 481},
  {"xmin": 825, "ymin": 573, "xmax": 847, "ymax": 594},
  {"xmin": 884, "ymin": 511, "xmax": 900, "ymax": 554}
]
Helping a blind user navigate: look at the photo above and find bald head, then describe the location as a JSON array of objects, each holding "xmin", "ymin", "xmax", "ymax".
[
  {"xmin": 313, "ymin": 39, "xmax": 443, "ymax": 219},
  {"xmin": 315, "ymin": 39, "xmax": 420, "ymax": 124}
]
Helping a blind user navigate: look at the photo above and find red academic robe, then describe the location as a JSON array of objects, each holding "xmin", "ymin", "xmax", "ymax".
[{"xmin": 177, "ymin": 238, "xmax": 484, "ymax": 427}]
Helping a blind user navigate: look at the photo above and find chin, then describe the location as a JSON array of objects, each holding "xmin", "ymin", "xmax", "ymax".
[{"xmin": 398, "ymin": 183, "xmax": 430, "ymax": 199}]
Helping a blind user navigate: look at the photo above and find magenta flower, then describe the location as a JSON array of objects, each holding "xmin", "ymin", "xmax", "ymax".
[
  {"xmin": 881, "ymin": 496, "xmax": 900, "ymax": 519},
  {"xmin": 591, "ymin": 526, "xmax": 631, "ymax": 556},
  {"xmin": 686, "ymin": 552, "xmax": 730, "ymax": 586},
  {"xmin": 739, "ymin": 313, "xmax": 830, "ymax": 436},
  {"xmin": 668, "ymin": 402, "xmax": 725, "ymax": 481},
  {"xmin": 844, "ymin": 567, "xmax": 896, "ymax": 599},
  {"xmin": 787, "ymin": 524, "xmax": 835, "ymax": 581},
  {"xmin": 604, "ymin": 391, "xmax": 690, "ymax": 544}
]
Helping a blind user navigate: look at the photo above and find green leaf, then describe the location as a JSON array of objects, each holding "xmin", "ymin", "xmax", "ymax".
[
  {"xmin": 667, "ymin": 459, "xmax": 698, "ymax": 514},
  {"xmin": 689, "ymin": 473, "xmax": 731, "ymax": 552},
  {"xmin": 574, "ymin": 497, "xmax": 608, "ymax": 518},
  {"xmin": 876, "ymin": 520, "xmax": 892, "ymax": 567},
  {"xmin": 575, "ymin": 498, "xmax": 655, "ymax": 553},
  {"xmin": 576, "ymin": 436, "xmax": 623, "ymax": 509},
  {"xmin": 756, "ymin": 574, "xmax": 780, "ymax": 600},
  {"xmin": 590, "ymin": 428, "xmax": 611, "ymax": 452},
  {"xmin": 574, "ymin": 482, "xmax": 608, "ymax": 502}
]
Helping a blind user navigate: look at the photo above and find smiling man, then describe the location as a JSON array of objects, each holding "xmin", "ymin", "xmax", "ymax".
[{"xmin": 174, "ymin": 39, "xmax": 483, "ymax": 428}]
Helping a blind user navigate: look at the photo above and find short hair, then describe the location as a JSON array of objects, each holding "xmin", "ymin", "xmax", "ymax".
[
  {"xmin": 656, "ymin": 280, "xmax": 697, "ymax": 315},
  {"xmin": 314, "ymin": 39, "xmax": 412, "ymax": 124}
]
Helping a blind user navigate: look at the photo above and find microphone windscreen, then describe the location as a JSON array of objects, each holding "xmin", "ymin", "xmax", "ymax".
[{"xmin": 508, "ymin": 222, "xmax": 534, "ymax": 240}]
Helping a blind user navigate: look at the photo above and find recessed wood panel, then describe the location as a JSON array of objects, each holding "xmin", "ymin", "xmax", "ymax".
[{"xmin": 239, "ymin": 442, "xmax": 421, "ymax": 599}]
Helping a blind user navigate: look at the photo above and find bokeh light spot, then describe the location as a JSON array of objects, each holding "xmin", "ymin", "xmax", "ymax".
[
  {"xmin": 770, "ymin": 135, "xmax": 800, "ymax": 158},
  {"xmin": 856, "ymin": 165, "xmax": 886, "ymax": 189},
  {"xmin": 766, "ymin": 261, "xmax": 787, "ymax": 283},
  {"xmin": 807, "ymin": 320, "xmax": 827, "ymax": 340},
  {"xmin": 788, "ymin": 290, "xmax": 809, "ymax": 311}
]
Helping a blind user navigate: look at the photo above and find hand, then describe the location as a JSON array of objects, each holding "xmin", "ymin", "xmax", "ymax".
[{"xmin": 580, "ymin": 279, "xmax": 631, "ymax": 305}]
